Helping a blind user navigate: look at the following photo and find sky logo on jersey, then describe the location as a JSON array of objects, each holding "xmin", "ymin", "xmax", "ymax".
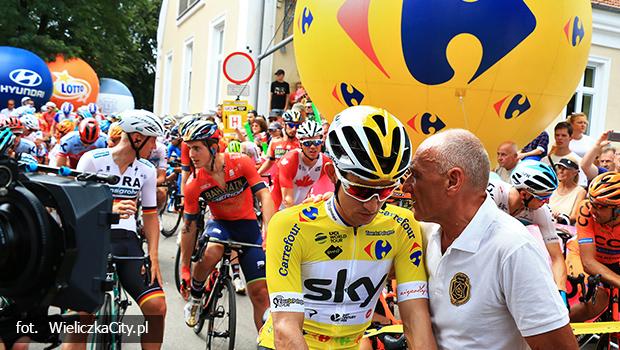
[
  {"xmin": 407, "ymin": 112, "xmax": 446, "ymax": 135},
  {"xmin": 493, "ymin": 94, "xmax": 531, "ymax": 120},
  {"xmin": 409, "ymin": 242, "xmax": 423, "ymax": 267},
  {"xmin": 299, "ymin": 206, "xmax": 319, "ymax": 222},
  {"xmin": 564, "ymin": 16, "xmax": 585, "ymax": 47},
  {"xmin": 364, "ymin": 240, "xmax": 392, "ymax": 260},
  {"xmin": 332, "ymin": 82, "xmax": 365, "ymax": 107}
]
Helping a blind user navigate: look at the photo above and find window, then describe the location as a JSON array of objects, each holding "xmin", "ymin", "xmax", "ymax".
[
  {"xmin": 162, "ymin": 53, "xmax": 173, "ymax": 115},
  {"xmin": 208, "ymin": 20, "xmax": 225, "ymax": 109},
  {"xmin": 564, "ymin": 57, "xmax": 610, "ymax": 137},
  {"xmin": 181, "ymin": 40, "xmax": 193, "ymax": 113},
  {"xmin": 178, "ymin": 0, "xmax": 199, "ymax": 17}
]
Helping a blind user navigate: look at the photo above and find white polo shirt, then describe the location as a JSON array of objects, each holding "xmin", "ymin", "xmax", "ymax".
[{"xmin": 423, "ymin": 195, "xmax": 568, "ymax": 350}]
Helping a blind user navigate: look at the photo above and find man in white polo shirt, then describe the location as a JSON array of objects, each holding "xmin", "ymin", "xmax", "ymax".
[{"xmin": 402, "ymin": 129, "xmax": 576, "ymax": 349}]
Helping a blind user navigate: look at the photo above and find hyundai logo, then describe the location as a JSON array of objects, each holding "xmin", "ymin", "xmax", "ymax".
[{"xmin": 9, "ymin": 69, "xmax": 43, "ymax": 87}]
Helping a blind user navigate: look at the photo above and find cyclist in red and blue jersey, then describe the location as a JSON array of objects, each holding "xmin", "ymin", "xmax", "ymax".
[
  {"xmin": 56, "ymin": 118, "xmax": 107, "ymax": 168},
  {"xmin": 181, "ymin": 120, "xmax": 274, "ymax": 331}
]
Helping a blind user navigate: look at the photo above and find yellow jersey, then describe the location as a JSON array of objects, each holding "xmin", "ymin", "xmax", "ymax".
[{"xmin": 258, "ymin": 196, "xmax": 428, "ymax": 349}]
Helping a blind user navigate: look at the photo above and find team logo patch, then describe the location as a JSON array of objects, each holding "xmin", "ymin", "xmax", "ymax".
[
  {"xmin": 315, "ymin": 232, "xmax": 328, "ymax": 244},
  {"xmin": 364, "ymin": 240, "xmax": 392, "ymax": 260},
  {"xmin": 299, "ymin": 206, "xmax": 319, "ymax": 222},
  {"xmin": 409, "ymin": 242, "xmax": 423, "ymax": 267},
  {"xmin": 324, "ymin": 245, "xmax": 343, "ymax": 259},
  {"xmin": 449, "ymin": 272, "xmax": 471, "ymax": 306}
]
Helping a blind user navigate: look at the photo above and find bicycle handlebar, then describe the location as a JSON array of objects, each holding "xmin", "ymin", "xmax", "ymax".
[{"xmin": 191, "ymin": 235, "xmax": 262, "ymax": 262}]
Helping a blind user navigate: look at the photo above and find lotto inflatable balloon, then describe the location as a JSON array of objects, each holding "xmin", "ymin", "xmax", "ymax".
[
  {"xmin": 294, "ymin": 1, "xmax": 592, "ymax": 156},
  {"xmin": 97, "ymin": 78, "xmax": 135, "ymax": 114},
  {"xmin": 0, "ymin": 46, "xmax": 53, "ymax": 108},
  {"xmin": 47, "ymin": 56, "xmax": 100, "ymax": 108}
]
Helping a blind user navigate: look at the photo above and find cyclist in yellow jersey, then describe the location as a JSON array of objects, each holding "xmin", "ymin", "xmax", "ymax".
[{"xmin": 258, "ymin": 106, "xmax": 436, "ymax": 350}]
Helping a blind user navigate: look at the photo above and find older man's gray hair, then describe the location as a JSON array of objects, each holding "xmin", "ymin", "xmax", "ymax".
[{"xmin": 416, "ymin": 129, "xmax": 491, "ymax": 190}]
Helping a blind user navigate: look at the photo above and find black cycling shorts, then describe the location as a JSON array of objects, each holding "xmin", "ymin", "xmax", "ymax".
[{"xmin": 110, "ymin": 229, "xmax": 165, "ymax": 307}]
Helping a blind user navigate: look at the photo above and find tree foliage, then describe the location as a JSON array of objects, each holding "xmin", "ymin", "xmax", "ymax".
[{"xmin": 0, "ymin": 0, "xmax": 161, "ymax": 110}]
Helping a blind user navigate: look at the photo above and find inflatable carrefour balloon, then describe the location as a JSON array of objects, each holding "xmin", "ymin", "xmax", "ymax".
[
  {"xmin": 97, "ymin": 78, "xmax": 135, "ymax": 114},
  {"xmin": 0, "ymin": 46, "xmax": 53, "ymax": 108},
  {"xmin": 294, "ymin": 0, "xmax": 592, "ymax": 155},
  {"xmin": 47, "ymin": 56, "xmax": 100, "ymax": 108}
]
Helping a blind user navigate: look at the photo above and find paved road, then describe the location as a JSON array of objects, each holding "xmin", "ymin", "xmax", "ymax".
[{"xmin": 30, "ymin": 212, "xmax": 260, "ymax": 350}]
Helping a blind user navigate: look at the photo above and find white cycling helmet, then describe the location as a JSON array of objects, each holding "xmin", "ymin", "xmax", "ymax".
[
  {"xmin": 20, "ymin": 114, "xmax": 39, "ymax": 130},
  {"xmin": 510, "ymin": 160, "xmax": 558, "ymax": 199},
  {"xmin": 296, "ymin": 120, "xmax": 323, "ymax": 139},
  {"xmin": 118, "ymin": 109, "xmax": 164, "ymax": 137},
  {"xmin": 326, "ymin": 105, "xmax": 412, "ymax": 182}
]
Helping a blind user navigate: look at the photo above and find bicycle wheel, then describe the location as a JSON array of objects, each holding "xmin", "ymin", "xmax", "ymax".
[
  {"xmin": 175, "ymin": 246, "xmax": 182, "ymax": 294},
  {"xmin": 205, "ymin": 278, "xmax": 236, "ymax": 350},
  {"xmin": 91, "ymin": 294, "xmax": 112, "ymax": 350},
  {"xmin": 161, "ymin": 209, "xmax": 182, "ymax": 237}
]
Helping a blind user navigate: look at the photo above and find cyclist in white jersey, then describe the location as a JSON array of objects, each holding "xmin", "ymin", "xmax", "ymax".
[
  {"xmin": 486, "ymin": 160, "xmax": 569, "ymax": 307},
  {"xmin": 68, "ymin": 109, "xmax": 167, "ymax": 350}
]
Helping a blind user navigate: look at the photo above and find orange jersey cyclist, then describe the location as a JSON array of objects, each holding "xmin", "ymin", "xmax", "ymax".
[
  {"xmin": 572, "ymin": 172, "xmax": 620, "ymax": 322},
  {"xmin": 258, "ymin": 106, "xmax": 436, "ymax": 350},
  {"xmin": 181, "ymin": 120, "xmax": 275, "ymax": 331}
]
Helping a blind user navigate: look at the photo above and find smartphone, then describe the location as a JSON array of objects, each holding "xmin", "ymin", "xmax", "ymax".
[{"xmin": 608, "ymin": 131, "xmax": 620, "ymax": 142}]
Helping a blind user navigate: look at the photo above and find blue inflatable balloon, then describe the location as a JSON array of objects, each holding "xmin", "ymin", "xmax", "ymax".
[
  {"xmin": 96, "ymin": 78, "xmax": 135, "ymax": 114},
  {"xmin": 0, "ymin": 46, "xmax": 53, "ymax": 108}
]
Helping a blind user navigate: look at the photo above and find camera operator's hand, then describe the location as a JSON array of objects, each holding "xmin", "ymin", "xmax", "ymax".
[{"xmin": 113, "ymin": 199, "xmax": 137, "ymax": 220}]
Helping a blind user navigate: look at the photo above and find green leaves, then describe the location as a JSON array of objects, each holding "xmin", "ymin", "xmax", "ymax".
[{"xmin": 0, "ymin": 0, "xmax": 161, "ymax": 110}]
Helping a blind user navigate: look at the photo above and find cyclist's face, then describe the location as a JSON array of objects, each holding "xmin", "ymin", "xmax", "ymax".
[
  {"xmin": 337, "ymin": 172, "xmax": 393, "ymax": 226},
  {"xmin": 590, "ymin": 202, "xmax": 614, "ymax": 224},
  {"xmin": 132, "ymin": 135, "xmax": 156, "ymax": 158},
  {"xmin": 187, "ymin": 141, "xmax": 213, "ymax": 168},
  {"xmin": 300, "ymin": 137, "xmax": 322, "ymax": 159},
  {"xmin": 520, "ymin": 191, "xmax": 548, "ymax": 210}
]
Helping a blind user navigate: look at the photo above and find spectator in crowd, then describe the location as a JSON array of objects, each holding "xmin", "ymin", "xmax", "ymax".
[
  {"xmin": 544, "ymin": 121, "xmax": 587, "ymax": 187},
  {"xmin": 581, "ymin": 130, "xmax": 616, "ymax": 180},
  {"xmin": 1, "ymin": 99, "xmax": 15, "ymax": 116},
  {"xmin": 549, "ymin": 158, "xmax": 586, "ymax": 225},
  {"xmin": 495, "ymin": 141, "xmax": 519, "ymax": 183},
  {"xmin": 403, "ymin": 129, "xmax": 576, "ymax": 350},
  {"xmin": 267, "ymin": 121, "xmax": 282, "ymax": 142},
  {"xmin": 215, "ymin": 104, "xmax": 223, "ymax": 123},
  {"xmin": 269, "ymin": 69, "xmax": 290, "ymax": 112},
  {"xmin": 600, "ymin": 147, "xmax": 617, "ymax": 172},
  {"xmin": 568, "ymin": 112, "xmax": 595, "ymax": 157},
  {"xmin": 40, "ymin": 101, "xmax": 57, "ymax": 139},
  {"xmin": 518, "ymin": 131, "xmax": 549, "ymax": 161},
  {"xmin": 289, "ymin": 81, "xmax": 306, "ymax": 106},
  {"xmin": 246, "ymin": 109, "xmax": 257, "ymax": 127},
  {"xmin": 251, "ymin": 117, "xmax": 269, "ymax": 145},
  {"xmin": 304, "ymin": 101, "xmax": 315, "ymax": 120}
]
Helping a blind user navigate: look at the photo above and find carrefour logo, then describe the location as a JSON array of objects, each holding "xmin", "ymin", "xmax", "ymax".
[{"xmin": 9, "ymin": 69, "xmax": 43, "ymax": 87}]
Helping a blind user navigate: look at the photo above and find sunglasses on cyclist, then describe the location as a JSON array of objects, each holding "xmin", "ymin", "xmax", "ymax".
[
  {"xmin": 301, "ymin": 139, "xmax": 323, "ymax": 147},
  {"xmin": 335, "ymin": 168, "xmax": 398, "ymax": 202},
  {"xmin": 286, "ymin": 123, "xmax": 301, "ymax": 129}
]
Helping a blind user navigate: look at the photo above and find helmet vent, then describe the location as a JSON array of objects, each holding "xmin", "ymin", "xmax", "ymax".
[{"xmin": 372, "ymin": 114, "xmax": 387, "ymax": 136}]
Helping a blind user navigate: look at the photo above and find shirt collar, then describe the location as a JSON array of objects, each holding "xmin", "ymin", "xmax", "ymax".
[{"xmin": 429, "ymin": 194, "xmax": 495, "ymax": 254}]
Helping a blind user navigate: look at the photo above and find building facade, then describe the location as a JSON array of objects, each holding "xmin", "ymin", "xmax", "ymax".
[
  {"xmin": 154, "ymin": 1, "xmax": 620, "ymax": 140},
  {"xmin": 153, "ymin": 0, "xmax": 300, "ymax": 117}
]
